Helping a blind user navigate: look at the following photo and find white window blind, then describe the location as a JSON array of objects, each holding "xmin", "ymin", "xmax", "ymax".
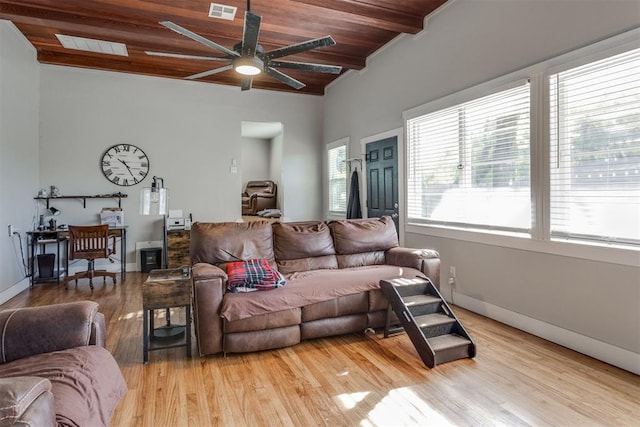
[
  {"xmin": 407, "ymin": 82, "xmax": 531, "ymax": 231},
  {"xmin": 550, "ymin": 48, "xmax": 640, "ymax": 245},
  {"xmin": 328, "ymin": 143, "xmax": 347, "ymax": 214}
]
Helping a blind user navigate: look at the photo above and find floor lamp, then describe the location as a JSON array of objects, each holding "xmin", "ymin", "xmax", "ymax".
[{"xmin": 140, "ymin": 176, "xmax": 181, "ymax": 339}]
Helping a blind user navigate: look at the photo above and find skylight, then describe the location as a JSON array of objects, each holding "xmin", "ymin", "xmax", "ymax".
[{"xmin": 55, "ymin": 34, "xmax": 128, "ymax": 56}]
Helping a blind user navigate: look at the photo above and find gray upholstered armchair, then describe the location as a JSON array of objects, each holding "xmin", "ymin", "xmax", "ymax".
[{"xmin": 241, "ymin": 180, "xmax": 277, "ymax": 215}]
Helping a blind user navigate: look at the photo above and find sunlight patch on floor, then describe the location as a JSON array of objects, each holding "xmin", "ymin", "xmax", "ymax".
[
  {"xmin": 118, "ymin": 310, "xmax": 143, "ymax": 320},
  {"xmin": 363, "ymin": 387, "xmax": 455, "ymax": 426},
  {"xmin": 336, "ymin": 391, "xmax": 370, "ymax": 410}
]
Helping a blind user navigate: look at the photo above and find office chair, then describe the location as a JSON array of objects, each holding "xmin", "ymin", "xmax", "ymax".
[{"xmin": 64, "ymin": 225, "xmax": 117, "ymax": 290}]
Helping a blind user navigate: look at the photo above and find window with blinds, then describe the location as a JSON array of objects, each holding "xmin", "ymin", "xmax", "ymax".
[
  {"xmin": 407, "ymin": 82, "xmax": 531, "ymax": 231},
  {"xmin": 328, "ymin": 142, "xmax": 347, "ymax": 214},
  {"xmin": 549, "ymin": 48, "xmax": 640, "ymax": 245}
]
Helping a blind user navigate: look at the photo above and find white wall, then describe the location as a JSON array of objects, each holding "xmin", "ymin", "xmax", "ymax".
[
  {"xmin": 324, "ymin": 0, "xmax": 640, "ymax": 372},
  {"xmin": 270, "ymin": 132, "xmax": 284, "ymax": 212},
  {"xmin": 39, "ymin": 65, "xmax": 323, "ymax": 267},
  {"xmin": 241, "ymin": 137, "xmax": 271, "ymax": 186},
  {"xmin": 0, "ymin": 21, "xmax": 39, "ymax": 298}
]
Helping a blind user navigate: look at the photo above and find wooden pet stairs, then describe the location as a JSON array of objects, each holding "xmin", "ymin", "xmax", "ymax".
[{"xmin": 380, "ymin": 277, "xmax": 476, "ymax": 368}]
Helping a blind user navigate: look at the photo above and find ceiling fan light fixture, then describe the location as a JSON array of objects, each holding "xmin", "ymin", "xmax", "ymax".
[{"xmin": 234, "ymin": 56, "xmax": 263, "ymax": 75}]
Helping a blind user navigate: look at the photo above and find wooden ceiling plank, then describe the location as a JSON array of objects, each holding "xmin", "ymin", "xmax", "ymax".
[
  {"xmin": 3, "ymin": 3, "xmax": 368, "ymax": 68},
  {"xmin": 0, "ymin": 0, "xmax": 452, "ymax": 95},
  {"xmin": 257, "ymin": 0, "xmax": 422, "ymax": 35},
  {"xmin": 288, "ymin": 0, "xmax": 424, "ymax": 33}
]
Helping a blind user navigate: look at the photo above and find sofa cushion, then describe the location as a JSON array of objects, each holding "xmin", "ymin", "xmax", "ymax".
[
  {"xmin": 0, "ymin": 301, "xmax": 98, "ymax": 364},
  {"xmin": 224, "ymin": 326, "xmax": 300, "ymax": 353},
  {"xmin": 220, "ymin": 264, "xmax": 422, "ymax": 322},
  {"xmin": 190, "ymin": 221, "xmax": 275, "ymax": 268},
  {"xmin": 278, "ymin": 255, "xmax": 339, "ymax": 276},
  {"xmin": 329, "ymin": 216, "xmax": 398, "ymax": 268},
  {"xmin": 301, "ymin": 314, "xmax": 368, "ymax": 340},
  {"xmin": 273, "ymin": 221, "xmax": 338, "ymax": 274},
  {"xmin": 224, "ymin": 308, "xmax": 301, "ymax": 333},
  {"xmin": 0, "ymin": 346, "xmax": 127, "ymax": 427},
  {"xmin": 302, "ymin": 292, "xmax": 369, "ymax": 322},
  {"xmin": 336, "ymin": 252, "xmax": 387, "ymax": 269}
]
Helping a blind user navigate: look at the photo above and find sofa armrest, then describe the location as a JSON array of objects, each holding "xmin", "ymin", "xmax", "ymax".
[
  {"xmin": 385, "ymin": 247, "xmax": 441, "ymax": 288},
  {"xmin": 0, "ymin": 301, "xmax": 100, "ymax": 364},
  {"xmin": 192, "ymin": 263, "xmax": 227, "ymax": 356},
  {"xmin": 252, "ymin": 192, "xmax": 275, "ymax": 199},
  {"xmin": 0, "ymin": 376, "xmax": 56, "ymax": 426}
]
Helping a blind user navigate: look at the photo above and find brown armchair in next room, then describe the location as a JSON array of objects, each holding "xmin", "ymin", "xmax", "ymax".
[{"xmin": 241, "ymin": 180, "xmax": 277, "ymax": 215}]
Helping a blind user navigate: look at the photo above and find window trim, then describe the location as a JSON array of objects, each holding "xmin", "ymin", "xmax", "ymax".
[
  {"xmin": 405, "ymin": 80, "xmax": 532, "ymax": 233},
  {"xmin": 326, "ymin": 137, "xmax": 349, "ymax": 219},
  {"xmin": 402, "ymin": 27, "xmax": 640, "ymax": 267}
]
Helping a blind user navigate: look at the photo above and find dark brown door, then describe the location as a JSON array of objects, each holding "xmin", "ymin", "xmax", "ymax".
[{"xmin": 366, "ymin": 136, "xmax": 399, "ymax": 232}]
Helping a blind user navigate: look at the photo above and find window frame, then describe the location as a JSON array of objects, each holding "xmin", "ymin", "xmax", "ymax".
[
  {"xmin": 326, "ymin": 137, "xmax": 349, "ymax": 219},
  {"xmin": 402, "ymin": 28, "xmax": 640, "ymax": 267},
  {"xmin": 405, "ymin": 79, "xmax": 532, "ymax": 233}
]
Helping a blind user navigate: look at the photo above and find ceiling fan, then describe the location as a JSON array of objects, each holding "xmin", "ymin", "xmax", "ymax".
[{"xmin": 146, "ymin": 0, "xmax": 342, "ymax": 91}]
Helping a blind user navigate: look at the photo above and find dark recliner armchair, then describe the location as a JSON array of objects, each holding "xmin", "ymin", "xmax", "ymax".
[{"xmin": 241, "ymin": 180, "xmax": 277, "ymax": 215}]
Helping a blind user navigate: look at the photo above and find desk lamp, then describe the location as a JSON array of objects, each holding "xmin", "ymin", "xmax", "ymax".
[
  {"xmin": 139, "ymin": 176, "xmax": 168, "ymax": 216},
  {"xmin": 39, "ymin": 207, "xmax": 61, "ymax": 230}
]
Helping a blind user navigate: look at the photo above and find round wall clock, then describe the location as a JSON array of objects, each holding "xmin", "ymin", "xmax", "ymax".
[{"xmin": 100, "ymin": 144, "xmax": 150, "ymax": 186}]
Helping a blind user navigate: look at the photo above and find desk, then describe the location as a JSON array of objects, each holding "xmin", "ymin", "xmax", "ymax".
[{"xmin": 27, "ymin": 226, "xmax": 127, "ymax": 285}]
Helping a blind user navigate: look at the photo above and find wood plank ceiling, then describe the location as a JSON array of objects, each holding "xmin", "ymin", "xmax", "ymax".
[{"xmin": 0, "ymin": 0, "xmax": 449, "ymax": 95}]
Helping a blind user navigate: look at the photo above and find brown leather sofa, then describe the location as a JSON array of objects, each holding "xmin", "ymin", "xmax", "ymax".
[
  {"xmin": 241, "ymin": 180, "xmax": 277, "ymax": 215},
  {"xmin": 190, "ymin": 216, "xmax": 440, "ymax": 356},
  {"xmin": 0, "ymin": 301, "xmax": 127, "ymax": 426}
]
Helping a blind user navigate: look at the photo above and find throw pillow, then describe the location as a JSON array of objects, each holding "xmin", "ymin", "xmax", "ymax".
[{"xmin": 226, "ymin": 259, "xmax": 286, "ymax": 293}]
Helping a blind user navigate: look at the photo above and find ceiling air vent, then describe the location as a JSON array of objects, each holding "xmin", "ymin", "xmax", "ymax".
[
  {"xmin": 208, "ymin": 3, "xmax": 237, "ymax": 20},
  {"xmin": 55, "ymin": 34, "xmax": 128, "ymax": 56}
]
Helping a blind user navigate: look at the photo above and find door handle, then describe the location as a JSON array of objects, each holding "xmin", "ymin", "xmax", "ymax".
[
  {"xmin": 391, "ymin": 213, "xmax": 399, "ymax": 219},
  {"xmin": 394, "ymin": 202, "xmax": 399, "ymax": 209}
]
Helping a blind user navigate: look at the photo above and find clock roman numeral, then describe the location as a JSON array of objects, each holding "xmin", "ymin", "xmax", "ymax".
[
  {"xmin": 122, "ymin": 144, "xmax": 130, "ymax": 152},
  {"xmin": 104, "ymin": 169, "xmax": 113, "ymax": 176},
  {"xmin": 102, "ymin": 161, "xmax": 110, "ymax": 167},
  {"xmin": 123, "ymin": 178, "xmax": 129, "ymax": 186},
  {"xmin": 138, "ymin": 170, "xmax": 146, "ymax": 177},
  {"xmin": 113, "ymin": 176, "xmax": 120, "ymax": 184}
]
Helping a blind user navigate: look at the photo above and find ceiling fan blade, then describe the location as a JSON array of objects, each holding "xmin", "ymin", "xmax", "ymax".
[
  {"xmin": 265, "ymin": 67, "xmax": 305, "ymax": 90},
  {"xmin": 241, "ymin": 76, "xmax": 253, "ymax": 91},
  {"xmin": 145, "ymin": 51, "xmax": 231, "ymax": 61},
  {"xmin": 160, "ymin": 21, "xmax": 239, "ymax": 58},
  {"xmin": 269, "ymin": 60, "xmax": 342, "ymax": 74},
  {"xmin": 265, "ymin": 36, "xmax": 336, "ymax": 60},
  {"xmin": 185, "ymin": 64, "xmax": 233, "ymax": 80},
  {"xmin": 242, "ymin": 12, "xmax": 261, "ymax": 56}
]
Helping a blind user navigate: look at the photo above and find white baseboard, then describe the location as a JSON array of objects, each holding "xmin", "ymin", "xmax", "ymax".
[
  {"xmin": 0, "ymin": 278, "xmax": 30, "ymax": 305},
  {"xmin": 452, "ymin": 291, "xmax": 640, "ymax": 375}
]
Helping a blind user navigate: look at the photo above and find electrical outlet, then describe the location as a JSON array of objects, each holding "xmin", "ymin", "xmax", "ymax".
[{"xmin": 448, "ymin": 266, "xmax": 456, "ymax": 286}]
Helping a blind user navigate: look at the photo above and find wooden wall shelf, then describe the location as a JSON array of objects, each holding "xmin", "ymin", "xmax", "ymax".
[{"xmin": 34, "ymin": 193, "xmax": 128, "ymax": 208}]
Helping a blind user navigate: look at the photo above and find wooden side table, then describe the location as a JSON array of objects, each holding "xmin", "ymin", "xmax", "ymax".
[{"xmin": 142, "ymin": 268, "xmax": 192, "ymax": 363}]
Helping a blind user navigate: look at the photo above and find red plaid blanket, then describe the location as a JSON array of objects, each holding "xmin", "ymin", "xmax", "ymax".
[{"xmin": 226, "ymin": 259, "xmax": 286, "ymax": 293}]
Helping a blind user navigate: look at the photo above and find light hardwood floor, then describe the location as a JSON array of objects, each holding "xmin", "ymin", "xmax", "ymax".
[{"xmin": 1, "ymin": 273, "xmax": 638, "ymax": 426}]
